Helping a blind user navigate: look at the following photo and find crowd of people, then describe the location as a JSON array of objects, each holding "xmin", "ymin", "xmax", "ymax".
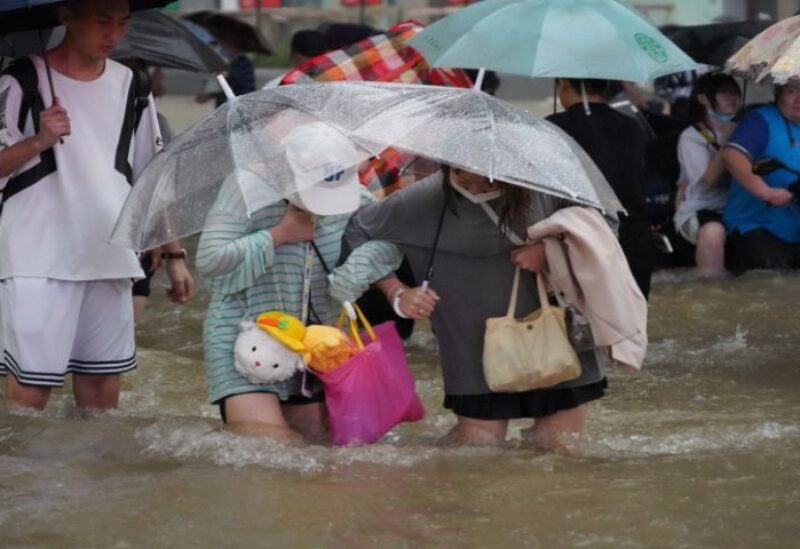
[
  {"xmin": 642, "ymin": 71, "xmax": 800, "ymax": 275},
  {"xmin": 0, "ymin": 0, "xmax": 797, "ymax": 454}
]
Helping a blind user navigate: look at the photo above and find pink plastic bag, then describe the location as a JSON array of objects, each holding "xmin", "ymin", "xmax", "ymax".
[{"xmin": 320, "ymin": 320, "xmax": 425, "ymax": 446}]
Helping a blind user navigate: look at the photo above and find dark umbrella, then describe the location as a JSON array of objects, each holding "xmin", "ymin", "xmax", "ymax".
[
  {"xmin": 0, "ymin": 28, "xmax": 49, "ymax": 61},
  {"xmin": 663, "ymin": 20, "xmax": 771, "ymax": 67},
  {"xmin": 0, "ymin": 1, "xmax": 172, "ymax": 111},
  {"xmin": 183, "ymin": 11, "xmax": 272, "ymax": 55},
  {"xmin": 115, "ymin": 12, "xmax": 229, "ymax": 73},
  {"xmin": 316, "ymin": 22, "xmax": 380, "ymax": 51},
  {"xmin": 0, "ymin": 0, "xmax": 170, "ymax": 34},
  {"xmin": 2, "ymin": 12, "xmax": 228, "ymax": 74}
]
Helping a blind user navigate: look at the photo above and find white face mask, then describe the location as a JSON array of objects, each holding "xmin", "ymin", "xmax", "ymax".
[{"xmin": 449, "ymin": 173, "xmax": 502, "ymax": 204}]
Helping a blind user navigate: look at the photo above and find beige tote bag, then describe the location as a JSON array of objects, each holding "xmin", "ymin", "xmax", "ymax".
[{"xmin": 483, "ymin": 268, "xmax": 581, "ymax": 392}]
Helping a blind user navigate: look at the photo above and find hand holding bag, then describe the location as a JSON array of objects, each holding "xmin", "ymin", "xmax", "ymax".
[{"xmin": 483, "ymin": 268, "xmax": 581, "ymax": 392}]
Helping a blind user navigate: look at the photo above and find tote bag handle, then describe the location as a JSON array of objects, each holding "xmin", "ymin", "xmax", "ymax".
[
  {"xmin": 505, "ymin": 267, "xmax": 551, "ymax": 318},
  {"xmin": 337, "ymin": 302, "xmax": 377, "ymax": 350}
]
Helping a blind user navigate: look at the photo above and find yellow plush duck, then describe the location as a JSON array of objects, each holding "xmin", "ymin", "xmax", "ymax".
[{"xmin": 256, "ymin": 312, "xmax": 357, "ymax": 374}]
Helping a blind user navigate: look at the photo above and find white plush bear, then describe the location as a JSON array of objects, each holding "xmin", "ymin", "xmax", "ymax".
[{"xmin": 233, "ymin": 320, "xmax": 306, "ymax": 385}]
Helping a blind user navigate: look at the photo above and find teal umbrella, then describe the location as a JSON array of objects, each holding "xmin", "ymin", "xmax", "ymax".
[{"xmin": 407, "ymin": 0, "xmax": 697, "ymax": 83}]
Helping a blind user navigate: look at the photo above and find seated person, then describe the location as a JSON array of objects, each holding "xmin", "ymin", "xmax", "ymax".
[
  {"xmin": 674, "ymin": 73, "xmax": 741, "ymax": 276},
  {"xmin": 721, "ymin": 81, "xmax": 800, "ymax": 272}
]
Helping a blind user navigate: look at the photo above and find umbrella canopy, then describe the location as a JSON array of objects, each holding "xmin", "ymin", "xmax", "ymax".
[
  {"xmin": 407, "ymin": 0, "xmax": 697, "ymax": 83},
  {"xmin": 281, "ymin": 21, "xmax": 472, "ymax": 88},
  {"xmin": 724, "ymin": 15, "xmax": 800, "ymax": 84},
  {"xmin": 114, "ymin": 11, "xmax": 229, "ymax": 73},
  {"xmin": 183, "ymin": 11, "xmax": 272, "ymax": 55},
  {"xmin": 111, "ymin": 82, "xmax": 622, "ymax": 252},
  {"xmin": 0, "ymin": 0, "xmax": 170, "ymax": 34},
  {"xmin": 317, "ymin": 21, "xmax": 380, "ymax": 51},
  {"xmin": 662, "ymin": 20, "xmax": 770, "ymax": 67},
  {"xmin": 1, "ymin": 12, "xmax": 228, "ymax": 73},
  {"xmin": 0, "ymin": 28, "xmax": 49, "ymax": 61}
]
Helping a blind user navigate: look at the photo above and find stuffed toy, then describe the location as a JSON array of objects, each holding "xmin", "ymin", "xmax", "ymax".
[
  {"xmin": 233, "ymin": 319, "xmax": 306, "ymax": 385},
  {"xmin": 239, "ymin": 311, "xmax": 356, "ymax": 378},
  {"xmin": 302, "ymin": 324, "xmax": 357, "ymax": 373}
]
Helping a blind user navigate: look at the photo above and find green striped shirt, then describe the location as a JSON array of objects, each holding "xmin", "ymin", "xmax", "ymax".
[{"xmin": 197, "ymin": 174, "xmax": 382, "ymax": 402}]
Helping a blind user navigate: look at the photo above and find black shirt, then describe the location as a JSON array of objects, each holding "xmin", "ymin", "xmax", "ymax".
[{"xmin": 547, "ymin": 102, "xmax": 648, "ymax": 224}]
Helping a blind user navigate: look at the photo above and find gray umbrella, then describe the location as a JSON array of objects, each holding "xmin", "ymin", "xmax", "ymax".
[
  {"xmin": 112, "ymin": 82, "xmax": 622, "ymax": 252},
  {"xmin": 115, "ymin": 12, "xmax": 229, "ymax": 73}
]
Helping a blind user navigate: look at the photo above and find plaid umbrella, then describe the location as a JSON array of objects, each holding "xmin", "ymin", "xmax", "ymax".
[{"xmin": 280, "ymin": 20, "xmax": 473, "ymax": 196}]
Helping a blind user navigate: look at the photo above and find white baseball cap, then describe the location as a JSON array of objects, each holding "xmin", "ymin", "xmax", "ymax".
[{"xmin": 282, "ymin": 122, "xmax": 362, "ymax": 216}]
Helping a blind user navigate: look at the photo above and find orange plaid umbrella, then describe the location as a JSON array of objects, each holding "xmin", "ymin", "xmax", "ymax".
[{"xmin": 280, "ymin": 20, "xmax": 473, "ymax": 197}]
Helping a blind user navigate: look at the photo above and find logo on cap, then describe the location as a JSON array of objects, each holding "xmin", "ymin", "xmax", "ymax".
[{"xmin": 322, "ymin": 163, "xmax": 346, "ymax": 184}]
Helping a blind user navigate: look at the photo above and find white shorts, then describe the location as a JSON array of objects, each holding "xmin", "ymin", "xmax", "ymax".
[{"xmin": 0, "ymin": 278, "xmax": 136, "ymax": 387}]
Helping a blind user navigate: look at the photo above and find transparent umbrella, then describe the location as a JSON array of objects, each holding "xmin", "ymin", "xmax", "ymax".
[{"xmin": 112, "ymin": 82, "xmax": 622, "ymax": 251}]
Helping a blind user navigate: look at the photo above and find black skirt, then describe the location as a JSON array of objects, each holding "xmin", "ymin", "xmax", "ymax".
[{"xmin": 443, "ymin": 378, "xmax": 607, "ymax": 420}]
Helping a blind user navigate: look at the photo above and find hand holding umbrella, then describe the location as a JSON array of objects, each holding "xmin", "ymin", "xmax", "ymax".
[
  {"xmin": 37, "ymin": 96, "xmax": 70, "ymax": 143},
  {"xmin": 393, "ymin": 286, "xmax": 440, "ymax": 320},
  {"xmin": 0, "ymin": 1, "xmax": 173, "ymax": 144}
]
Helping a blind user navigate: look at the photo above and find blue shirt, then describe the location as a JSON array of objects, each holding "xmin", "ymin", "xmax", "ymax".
[{"xmin": 723, "ymin": 104, "xmax": 800, "ymax": 243}]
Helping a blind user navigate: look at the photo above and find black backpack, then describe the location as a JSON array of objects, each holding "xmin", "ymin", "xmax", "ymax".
[{"xmin": 0, "ymin": 57, "xmax": 149, "ymax": 215}]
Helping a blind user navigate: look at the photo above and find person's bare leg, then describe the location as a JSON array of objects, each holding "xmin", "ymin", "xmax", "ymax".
[
  {"xmin": 521, "ymin": 404, "xmax": 588, "ymax": 455},
  {"xmin": 73, "ymin": 373, "xmax": 120, "ymax": 410},
  {"xmin": 439, "ymin": 416, "xmax": 509, "ymax": 447},
  {"xmin": 133, "ymin": 296, "xmax": 147, "ymax": 325},
  {"xmin": 223, "ymin": 392, "xmax": 304, "ymax": 443},
  {"xmin": 283, "ymin": 402, "xmax": 327, "ymax": 444},
  {"xmin": 695, "ymin": 222, "xmax": 726, "ymax": 276},
  {"xmin": 5, "ymin": 375, "xmax": 50, "ymax": 410}
]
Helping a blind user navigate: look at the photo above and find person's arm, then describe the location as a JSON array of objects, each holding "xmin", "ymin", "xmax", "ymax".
[
  {"xmin": 721, "ymin": 147, "xmax": 792, "ymax": 206},
  {"xmin": 510, "ymin": 242, "xmax": 547, "ymax": 272},
  {"xmin": 160, "ymin": 241, "xmax": 194, "ymax": 304},
  {"xmin": 328, "ymin": 239, "xmax": 403, "ymax": 303},
  {"xmin": 678, "ymin": 129, "xmax": 721, "ymax": 190},
  {"xmin": 0, "ymin": 87, "xmax": 69, "ymax": 179},
  {"xmin": 721, "ymin": 110, "xmax": 792, "ymax": 206},
  {"xmin": 197, "ymin": 194, "xmax": 313, "ymax": 294},
  {"xmin": 329, "ymin": 241, "xmax": 440, "ymax": 320},
  {"xmin": 700, "ymin": 152, "xmax": 727, "ymax": 187}
]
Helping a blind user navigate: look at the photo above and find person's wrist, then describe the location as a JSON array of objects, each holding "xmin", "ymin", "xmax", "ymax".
[
  {"xmin": 31, "ymin": 134, "xmax": 48, "ymax": 152},
  {"xmin": 392, "ymin": 288, "xmax": 409, "ymax": 319},
  {"xmin": 269, "ymin": 225, "xmax": 286, "ymax": 247},
  {"xmin": 161, "ymin": 248, "xmax": 187, "ymax": 261},
  {"xmin": 387, "ymin": 283, "xmax": 407, "ymax": 301}
]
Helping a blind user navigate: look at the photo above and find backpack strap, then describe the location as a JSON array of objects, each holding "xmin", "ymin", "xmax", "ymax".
[
  {"xmin": 114, "ymin": 65, "xmax": 151, "ymax": 184},
  {"xmin": 0, "ymin": 57, "xmax": 57, "ymax": 217}
]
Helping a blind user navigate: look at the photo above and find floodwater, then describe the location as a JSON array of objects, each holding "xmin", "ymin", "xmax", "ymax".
[
  {"xmin": 2, "ymin": 96, "xmax": 800, "ymax": 547},
  {"xmin": 2, "ymin": 267, "xmax": 799, "ymax": 548}
]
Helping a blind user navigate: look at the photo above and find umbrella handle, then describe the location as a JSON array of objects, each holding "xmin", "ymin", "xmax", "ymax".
[
  {"xmin": 216, "ymin": 74, "xmax": 236, "ymax": 100},
  {"xmin": 472, "ymin": 68, "xmax": 485, "ymax": 91},
  {"xmin": 37, "ymin": 29, "xmax": 63, "ymax": 145}
]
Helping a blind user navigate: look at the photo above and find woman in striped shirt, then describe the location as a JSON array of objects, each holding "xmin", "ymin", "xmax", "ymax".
[{"xmin": 196, "ymin": 124, "xmax": 383, "ymax": 443}]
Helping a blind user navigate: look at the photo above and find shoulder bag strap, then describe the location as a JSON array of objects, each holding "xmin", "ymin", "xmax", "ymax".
[
  {"xmin": 479, "ymin": 202, "xmax": 525, "ymax": 246},
  {"xmin": 0, "ymin": 57, "xmax": 57, "ymax": 217},
  {"xmin": 505, "ymin": 266, "xmax": 521, "ymax": 317}
]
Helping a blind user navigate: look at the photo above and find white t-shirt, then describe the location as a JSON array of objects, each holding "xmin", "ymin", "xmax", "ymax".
[
  {"xmin": 0, "ymin": 56, "xmax": 162, "ymax": 280},
  {"xmin": 674, "ymin": 125, "xmax": 728, "ymax": 227}
]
